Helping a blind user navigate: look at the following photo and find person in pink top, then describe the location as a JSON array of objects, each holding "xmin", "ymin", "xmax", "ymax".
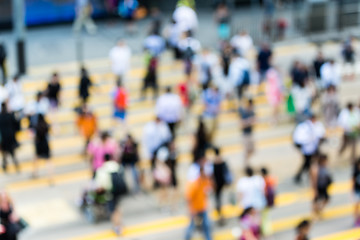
[
  {"xmin": 87, "ymin": 131, "xmax": 119, "ymax": 177},
  {"xmin": 265, "ymin": 67, "xmax": 283, "ymax": 125}
]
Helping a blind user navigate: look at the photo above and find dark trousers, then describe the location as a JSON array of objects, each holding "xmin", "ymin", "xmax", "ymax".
[
  {"xmin": 142, "ymin": 69, "xmax": 158, "ymax": 98},
  {"xmin": 2, "ymin": 150, "xmax": 19, "ymax": 172},
  {"xmin": 339, "ymin": 133, "xmax": 357, "ymax": 163},
  {"xmin": 295, "ymin": 153, "xmax": 313, "ymax": 182},
  {"xmin": 167, "ymin": 122, "xmax": 177, "ymax": 139},
  {"xmin": 215, "ymin": 184, "xmax": 224, "ymax": 215}
]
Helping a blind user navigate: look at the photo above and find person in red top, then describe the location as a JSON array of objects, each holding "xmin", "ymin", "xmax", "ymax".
[
  {"xmin": 76, "ymin": 104, "xmax": 97, "ymax": 155},
  {"xmin": 185, "ymin": 167, "xmax": 213, "ymax": 240},
  {"xmin": 112, "ymin": 79, "xmax": 128, "ymax": 129}
]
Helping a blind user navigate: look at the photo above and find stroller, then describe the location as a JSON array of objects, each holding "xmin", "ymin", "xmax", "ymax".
[{"xmin": 80, "ymin": 188, "xmax": 111, "ymax": 223}]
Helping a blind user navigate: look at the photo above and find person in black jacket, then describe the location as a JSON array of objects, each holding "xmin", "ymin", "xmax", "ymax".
[
  {"xmin": 78, "ymin": 67, "xmax": 92, "ymax": 104},
  {"xmin": 212, "ymin": 148, "xmax": 230, "ymax": 226},
  {"xmin": 33, "ymin": 114, "xmax": 53, "ymax": 182},
  {"xmin": 120, "ymin": 134, "xmax": 140, "ymax": 193},
  {"xmin": 0, "ymin": 103, "xmax": 19, "ymax": 173}
]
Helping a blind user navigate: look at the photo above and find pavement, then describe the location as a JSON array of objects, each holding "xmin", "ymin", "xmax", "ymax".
[{"xmin": 1, "ymin": 10, "xmax": 360, "ymax": 240}]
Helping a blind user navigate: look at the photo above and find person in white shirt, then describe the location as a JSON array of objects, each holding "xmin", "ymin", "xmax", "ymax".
[
  {"xmin": 230, "ymin": 31, "xmax": 254, "ymax": 58},
  {"xmin": 196, "ymin": 48, "xmax": 218, "ymax": 90},
  {"xmin": 5, "ymin": 75, "xmax": 25, "ymax": 113},
  {"xmin": 143, "ymin": 31, "xmax": 166, "ymax": 57},
  {"xmin": 24, "ymin": 91, "xmax": 50, "ymax": 128},
  {"xmin": 109, "ymin": 40, "xmax": 132, "ymax": 82},
  {"xmin": 172, "ymin": 5, "xmax": 198, "ymax": 34},
  {"xmin": 73, "ymin": 0, "xmax": 97, "ymax": 34},
  {"xmin": 178, "ymin": 31, "xmax": 201, "ymax": 79},
  {"xmin": 228, "ymin": 53, "xmax": 251, "ymax": 100},
  {"xmin": 142, "ymin": 117, "xmax": 172, "ymax": 169},
  {"xmin": 338, "ymin": 103, "xmax": 360, "ymax": 163},
  {"xmin": 293, "ymin": 114, "xmax": 325, "ymax": 184},
  {"xmin": 320, "ymin": 59, "xmax": 341, "ymax": 89},
  {"xmin": 156, "ymin": 86, "xmax": 183, "ymax": 137},
  {"xmin": 291, "ymin": 81, "xmax": 314, "ymax": 123},
  {"xmin": 236, "ymin": 167, "xmax": 266, "ymax": 210}
]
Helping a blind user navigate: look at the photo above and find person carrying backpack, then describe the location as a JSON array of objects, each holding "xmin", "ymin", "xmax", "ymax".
[{"xmin": 95, "ymin": 154, "xmax": 127, "ymax": 235}]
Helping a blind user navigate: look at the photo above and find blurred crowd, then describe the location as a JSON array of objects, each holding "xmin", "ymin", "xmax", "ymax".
[{"xmin": 1, "ymin": 0, "xmax": 360, "ymax": 240}]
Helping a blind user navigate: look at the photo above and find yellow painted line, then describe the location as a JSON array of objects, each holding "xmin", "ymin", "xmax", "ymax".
[
  {"xmin": 314, "ymin": 228, "xmax": 360, "ymax": 240},
  {"xmin": 5, "ymin": 134, "xmax": 291, "ymax": 191},
  {"xmin": 66, "ymin": 203, "xmax": 356, "ymax": 240}
]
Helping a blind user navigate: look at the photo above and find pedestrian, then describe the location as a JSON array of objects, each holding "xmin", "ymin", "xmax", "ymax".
[
  {"xmin": 33, "ymin": 114, "xmax": 53, "ymax": 182},
  {"xmin": 293, "ymin": 114, "xmax": 325, "ymax": 184},
  {"xmin": 212, "ymin": 148, "xmax": 232, "ymax": 226},
  {"xmin": 239, "ymin": 99, "xmax": 256, "ymax": 166},
  {"xmin": 153, "ymin": 146, "xmax": 172, "ymax": 210},
  {"xmin": 290, "ymin": 61, "xmax": 309, "ymax": 87},
  {"xmin": 236, "ymin": 167, "xmax": 266, "ymax": 212},
  {"xmin": 338, "ymin": 103, "xmax": 360, "ymax": 163},
  {"xmin": 239, "ymin": 207, "xmax": 261, "ymax": 240},
  {"xmin": 45, "ymin": 72, "xmax": 61, "ymax": 111},
  {"xmin": 321, "ymin": 85, "xmax": 339, "ymax": 128},
  {"xmin": 265, "ymin": 67, "xmax": 283, "ymax": 125},
  {"xmin": 320, "ymin": 59, "xmax": 341, "ymax": 89},
  {"xmin": 342, "ymin": 37, "xmax": 356, "ymax": 80},
  {"xmin": 112, "ymin": 79, "xmax": 128, "ymax": 129},
  {"xmin": 185, "ymin": 166, "xmax": 213, "ymax": 240},
  {"xmin": 229, "ymin": 52, "xmax": 251, "ymax": 104},
  {"xmin": 0, "ymin": 103, "xmax": 19, "ymax": 173},
  {"xmin": 352, "ymin": 159, "xmax": 360, "ymax": 226},
  {"xmin": 5, "ymin": 75, "xmax": 25, "ymax": 132},
  {"xmin": 230, "ymin": 31, "xmax": 254, "ymax": 58},
  {"xmin": 76, "ymin": 104, "xmax": 97, "ymax": 154},
  {"xmin": 109, "ymin": 40, "xmax": 132, "ymax": 84},
  {"xmin": 156, "ymin": 86, "xmax": 183, "ymax": 138},
  {"xmin": 0, "ymin": 42, "xmax": 7, "ymax": 85},
  {"xmin": 73, "ymin": 0, "xmax": 97, "ymax": 34},
  {"xmin": 310, "ymin": 154, "xmax": 332, "ymax": 220},
  {"xmin": 220, "ymin": 41, "xmax": 233, "ymax": 78},
  {"xmin": 120, "ymin": 134, "xmax": 140, "ymax": 193},
  {"xmin": 192, "ymin": 117, "xmax": 213, "ymax": 162},
  {"xmin": 197, "ymin": 48, "xmax": 218, "ymax": 90},
  {"xmin": 260, "ymin": 167, "xmax": 276, "ymax": 236},
  {"xmin": 95, "ymin": 154, "xmax": 125, "ymax": 235},
  {"xmin": 25, "ymin": 91, "xmax": 49, "ymax": 129},
  {"xmin": 165, "ymin": 140, "xmax": 179, "ymax": 208},
  {"xmin": 87, "ymin": 131, "xmax": 119, "ymax": 178},
  {"xmin": 164, "ymin": 19, "xmax": 183, "ymax": 60},
  {"xmin": 295, "ymin": 220, "xmax": 311, "ymax": 240},
  {"xmin": 78, "ymin": 67, "xmax": 93, "ymax": 104},
  {"xmin": 214, "ymin": 2, "xmax": 231, "ymax": 41},
  {"xmin": 172, "ymin": 3, "xmax": 198, "ymax": 34},
  {"xmin": 257, "ymin": 43, "xmax": 272, "ymax": 83},
  {"xmin": 178, "ymin": 30, "xmax": 201, "ymax": 80},
  {"xmin": 291, "ymin": 81, "xmax": 314, "ymax": 123},
  {"xmin": 313, "ymin": 52, "xmax": 325, "ymax": 88},
  {"xmin": 202, "ymin": 86, "xmax": 222, "ymax": 143},
  {"xmin": 0, "ymin": 192, "xmax": 21, "ymax": 240},
  {"xmin": 118, "ymin": 0, "xmax": 139, "ymax": 33},
  {"xmin": 142, "ymin": 117, "xmax": 172, "ymax": 170}
]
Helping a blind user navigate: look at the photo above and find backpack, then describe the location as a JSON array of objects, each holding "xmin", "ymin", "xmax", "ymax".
[
  {"xmin": 114, "ymin": 88, "xmax": 127, "ymax": 110},
  {"xmin": 111, "ymin": 170, "xmax": 128, "ymax": 196},
  {"xmin": 183, "ymin": 46, "xmax": 194, "ymax": 60},
  {"xmin": 242, "ymin": 70, "xmax": 250, "ymax": 86}
]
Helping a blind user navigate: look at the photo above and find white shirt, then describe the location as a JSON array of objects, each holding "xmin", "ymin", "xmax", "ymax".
[
  {"xmin": 24, "ymin": 98, "xmax": 49, "ymax": 116},
  {"xmin": 236, "ymin": 175, "xmax": 266, "ymax": 210},
  {"xmin": 293, "ymin": 120, "xmax": 325, "ymax": 155},
  {"xmin": 173, "ymin": 6, "xmax": 198, "ymax": 32},
  {"xmin": 229, "ymin": 56, "xmax": 250, "ymax": 86},
  {"xmin": 291, "ymin": 85, "xmax": 312, "ymax": 113},
  {"xmin": 178, "ymin": 37, "xmax": 201, "ymax": 53},
  {"xmin": 142, "ymin": 121, "xmax": 172, "ymax": 157},
  {"xmin": 144, "ymin": 35, "xmax": 165, "ymax": 57},
  {"xmin": 187, "ymin": 162, "xmax": 214, "ymax": 182},
  {"xmin": 338, "ymin": 108, "xmax": 360, "ymax": 133},
  {"xmin": 5, "ymin": 80, "xmax": 25, "ymax": 112},
  {"xmin": 109, "ymin": 45, "xmax": 132, "ymax": 77},
  {"xmin": 320, "ymin": 62, "xmax": 341, "ymax": 87},
  {"xmin": 156, "ymin": 93, "xmax": 183, "ymax": 123},
  {"xmin": 196, "ymin": 53, "xmax": 218, "ymax": 84},
  {"xmin": 230, "ymin": 34, "xmax": 253, "ymax": 57}
]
